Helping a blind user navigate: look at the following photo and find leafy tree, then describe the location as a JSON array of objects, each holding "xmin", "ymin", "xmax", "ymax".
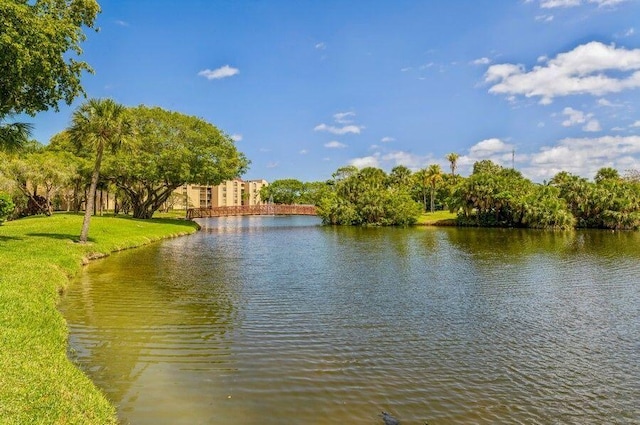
[
  {"xmin": 317, "ymin": 166, "xmax": 421, "ymax": 226},
  {"xmin": 388, "ymin": 165, "xmax": 413, "ymax": 189},
  {"xmin": 472, "ymin": 159, "xmax": 503, "ymax": 175},
  {"xmin": 0, "ymin": 0, "xmax": 100, "ymax": 118},
  {"xmin": 260, "ymin": 179, "xmax": 305, "ymax": 204},
  {"xmin": 594, "ymin": 167, "xmax": 620, "ymax": 184},
  {"xmin": 1, "ymin": 150, "xmax": 77, "ymax": 216},
  {"xmin": 105, "ymin": 106, "xmax": 249, "ymax": 219},
  {"xmin": 69, "ymin": 98, "xmax": 133, "ymax": 243},
  {"xmin": 424, "ymin": 164, "xmax": 443, "ymax": 212},
  {"xmin": 0, "ymin": 192, "xmax": 14, "ymax": 224},
  {"xmin": 446, "ymin": 152, "xmax": 460, "ymax": 177}
]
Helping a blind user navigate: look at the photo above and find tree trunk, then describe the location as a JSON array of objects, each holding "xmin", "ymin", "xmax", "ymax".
[
  {"xmin": 430, "ymin": 186, "xmax": 435, "ymax": 213},
  {"xmin": 80, "ymin": 145, "xmax": 103, "ymax": 243}
]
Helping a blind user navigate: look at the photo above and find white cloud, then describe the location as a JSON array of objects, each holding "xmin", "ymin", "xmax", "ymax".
[
  {"xmin": 381, "ymin": 151, "xmax": 430, "ymax": 169},
  {"xmin": 583, "ymin": 119, "xmax": 602, "ymax": 132},
  {"xmin": 333, "ymin": 111, "xmax": 355, "ymax": 124},
  {"xmin": 198, "ymin": 65, "xmax": 240, "ymax": 80},
  {"xmin": 299, "ymin": 149, "xmax": 308, "ymax": 155},
  {"xmin": 314, "ymin": 123, "xmax": 363, "ymax": 135},
  {"xmin": 485, "ymin": 42, "xmax": 640, "ymax": 104},
  {"xmin": 349, "ymin": 155, "xmax": 380, "ymax": 168},
  {"xmin": 472, "ymin": 57, "xmax": 491, "ymax": 66},
  {"xmin": 324, "ymin": 141, "xmax": 347, "ymax": 149},
  {"xmin": 560, "ymin": 108, "xmax": 601, "ymax": 131},
  {"xmin": 230, "ymin": 133, "xmax": 243, "ymax": 142},
  {"xmin": 524, "ymin": 135, "xmax": 640, "ymax": 179},
  {"xmin": 540, "ymin": 0, "xmax": 581, "ymax": 8},
  {"xmin": 535, "ymin": 14, "xmax": 555, "ymax": 22},
  {"xmin": 455, "ymin": 138, "xmax": 516, "ymax": 173},
  {"xmin": 315, "ymin": 42, "xmax": 326, "ymax": 50},
  {"xmin": 631, "ymin": 120, "xmax": 640, "ymax": 127},
  {"xmin": 381, "ymin": 136, "xmax": 395, "ymax": 143},
  {"xmin": 539, "ymin": 0, "xmax": 628, "ymax": 7},
  {"xmin": 562, "ymin": 107, "xmax": 589, "ymax": 126}
]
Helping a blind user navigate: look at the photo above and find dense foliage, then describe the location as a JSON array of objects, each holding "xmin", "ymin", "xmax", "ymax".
[
  {"xmin": 0, "ymin": 0, "xmax": 100, "ymax": 117},
  {"xmin": 316, "ymin": 166, "xmax": 423, "ymax": 226},
  {"xmin": 0, "ymin": 192, "xmax": 13, "ymax": 224},
  {"xmin": 104, "ymin": 106, "xmax": 249, "ymax": 219}
]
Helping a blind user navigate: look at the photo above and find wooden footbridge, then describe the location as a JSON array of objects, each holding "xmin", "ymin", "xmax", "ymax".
[{"xmin": 187, "ymin": 204, "xmax": 317, "ymax": 219}]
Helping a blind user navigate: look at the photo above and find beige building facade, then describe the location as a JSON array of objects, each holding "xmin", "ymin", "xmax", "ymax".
[{"xmin": 174, "ymin": 179, "xmax": 269, "ymax": 210}]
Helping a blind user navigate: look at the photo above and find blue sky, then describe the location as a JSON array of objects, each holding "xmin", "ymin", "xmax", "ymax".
[{"xmin": 27, "ymin": 0, "xmax": 640, "ymax": 182}]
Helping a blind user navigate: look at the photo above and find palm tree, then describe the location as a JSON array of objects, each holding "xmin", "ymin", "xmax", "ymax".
[
  {"xmin": 424, "ymin": 164, "xmax": 443, "ymax": 213},
  {"xmin": 0, "ymin": 120, "xmax": 33, "ymax": 152},
  {"xmin": 68, "ymin": 98, "xmax": 133, "ymax": 243},
  {"xmin": 446, "ymin": 152, "xmax": 459, "ymax": 178}
]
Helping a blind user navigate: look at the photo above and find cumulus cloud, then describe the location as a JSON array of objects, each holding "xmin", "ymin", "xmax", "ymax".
[
  {"xmin": 583, "ymin": 119, "xmax": 602, "ymax": 132},
  {"xmin": 314, "ymin": 111, "xmax": 364, "ymax": 135},
  {"xmin": 631, "ymin": 120, "xmax": 640, "ymax": 127},
  {"xmin": 562, "ymin": 107, "xmax": 586, "ymax": 126},
  {"xmin": 524, "ymin": 135, "xmax": 640, "ymax": 179},
  {"xmin": 560, "ymin": 107, "xmax": 601, "ymax": 131},
  {"xmin": 314, "ymin": 124, "xmax": 363, "ymax": 135},
  {"xmin": 381, "ymin": 136, "xmax": 395, "ymax": 143},
  {"xmin": 485, "ymin": 42, "xmax": 640, "ymax": 104},
  {"xmin": 349, "ymin": 155, "xmax": 380, "ymax": 168},
  {"xmin": 324, "ymin": 141, "xmax": 347, "ymax": 149},
  {"xmin": 198, "ymin": 65, "xmax": 239, "ymax": 80}
]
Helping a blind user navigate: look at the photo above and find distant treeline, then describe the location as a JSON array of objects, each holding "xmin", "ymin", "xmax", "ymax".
[{"xmin": 260, "ymin": 160, "xmax": 640, "ymax": 229}]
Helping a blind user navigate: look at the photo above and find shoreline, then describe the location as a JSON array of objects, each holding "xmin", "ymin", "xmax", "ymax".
[{"xmin": 0, "ymin": 214, "xmax": 199, "ymax": 424}]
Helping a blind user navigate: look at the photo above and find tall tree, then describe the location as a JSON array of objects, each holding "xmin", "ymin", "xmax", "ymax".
[
  {"xmin": 424, "ymin": 164, "xmax": 443, "ymax": 213},
  {"xmin": 105, "ymin": 106, "xmax": 249, "ymax": 219},
  {"xmin": 0, "ymin": 0, "xmax": 100, "ymax": 118},
  {"xmin": 69, "ymin": 98, "xmax": 133, "ymax": 243},
  {"xmin": 446, "ymin": 152, "xmax": 460, "ymax": 177}
]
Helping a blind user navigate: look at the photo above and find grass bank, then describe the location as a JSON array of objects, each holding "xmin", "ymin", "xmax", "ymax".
[
  {"xmin": 0, "ymin": 213, "xmax": 199, "ymax": 424},
  {"xmin": 416, "ymin": 211, "xmax": 457, "ymax": 226}
]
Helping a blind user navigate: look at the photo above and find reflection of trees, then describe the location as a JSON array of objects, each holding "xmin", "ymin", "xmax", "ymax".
[
  {"xmin": 443, "ymin": 227, "xmax": 640, "ymax": 261},
  {"xmin": 60, "ymin": 241, "xmax": 237, "ymax": 406}
]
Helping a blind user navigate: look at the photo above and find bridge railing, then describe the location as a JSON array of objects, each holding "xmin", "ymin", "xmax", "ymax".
[{"xmin": 187, "ymin": 204, "xmax": 317, "ymax": 219}]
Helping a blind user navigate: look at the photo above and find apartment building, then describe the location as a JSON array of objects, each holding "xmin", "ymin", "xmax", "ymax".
[{"xmin": 175, "ymin": 179, "xmax": 268, "ymax": 210}]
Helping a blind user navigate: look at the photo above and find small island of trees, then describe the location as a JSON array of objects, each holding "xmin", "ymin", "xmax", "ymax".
[{"xmin": 261, "ymin": 160, "xmax": 640, "ymax": 230}]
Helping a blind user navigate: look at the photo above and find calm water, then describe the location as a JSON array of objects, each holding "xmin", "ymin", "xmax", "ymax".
[{"xmin": 60, "ymin": 216, "xmax": 640, "ymax": 425}]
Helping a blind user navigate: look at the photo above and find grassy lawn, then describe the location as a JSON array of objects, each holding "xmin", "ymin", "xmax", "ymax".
[
  {"xmin": 416, "ymin": 210, "xmax": 458, "ymax": 226},
  {"xmin": 0, "ymin": 213, "xmax": 199, "ymax": 424}
]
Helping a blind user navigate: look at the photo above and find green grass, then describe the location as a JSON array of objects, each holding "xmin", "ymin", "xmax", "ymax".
[
  {"xmin": 0, "ymin": 213, "xmax": 199, "ymax": 424},
  {"xmin": 416, "ymin": 210, "xmax": 458, "ymax": 226}
]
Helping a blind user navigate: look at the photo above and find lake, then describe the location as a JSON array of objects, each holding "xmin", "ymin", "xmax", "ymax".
[{"xmin": 59, "ymin": 216, "xmax": 640, "ymax": 424}]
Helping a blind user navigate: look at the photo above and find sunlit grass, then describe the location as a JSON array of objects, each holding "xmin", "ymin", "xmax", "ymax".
[
  {"xmin": 416, "ymin": 210, "xmax": 457, "ymax": 225},
  {"xmin": 0, "ymin": 213, "xmax": 199, "ymax": 424}
]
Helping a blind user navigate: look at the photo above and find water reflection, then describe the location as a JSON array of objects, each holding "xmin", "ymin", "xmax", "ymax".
[{"xmin": 61, "ymin": 218, "xmax": 640, "ymax": 424}]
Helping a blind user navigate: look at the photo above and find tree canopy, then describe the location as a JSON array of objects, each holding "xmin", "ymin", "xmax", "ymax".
[
  {"xmin": 0, "ymin": 0, "xmax": 100, "ymax": 118},
  {"xmin": 104, "ymin": 106, "xmax": 250, "ymax": 218}
]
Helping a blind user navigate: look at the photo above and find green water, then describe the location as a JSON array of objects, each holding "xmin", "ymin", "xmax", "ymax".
[{"xmin": 60, "ymin": 216, "xmax": 640, "ymax": 424}]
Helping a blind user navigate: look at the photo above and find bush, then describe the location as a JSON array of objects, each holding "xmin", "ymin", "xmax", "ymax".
[{"xmin": 0, "ymin": 193, "xmax": 15, "ymax": 224}]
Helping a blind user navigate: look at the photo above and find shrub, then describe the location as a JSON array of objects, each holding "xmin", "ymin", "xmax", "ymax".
[{"xmin": 0, "ymin": 193, "xmax": 15, "ymax": 224}]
